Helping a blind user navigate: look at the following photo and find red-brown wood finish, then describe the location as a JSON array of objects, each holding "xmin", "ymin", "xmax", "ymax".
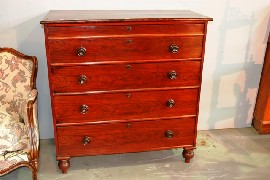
[
  {"xmin": 48, "ymin": 36, "xmax": 203, "ymax": 63},
  {"xmin": 57, "ymin": 118, "xmax": 196, "ymax": 156},
  {"xmin": 54, "ymin": 88, "xmax": 198, "ymax": 124},
  {"xmin": 41, "ymin": 10, "xmax": 212, "ymax": 174},
  {"xmin": 47, "ymin": 23, "xmax": 205, "ymax": 37},
  {"xmin": 253, "ymin": 32, "xmax": 270, "ymax": 134},
  {"xmin": 51, "ymin": 61, "xmax": 201, "ymax": 92},
  {"xmin": 40, "ymin": 10, "xmax": 213, "ymax": 24}
]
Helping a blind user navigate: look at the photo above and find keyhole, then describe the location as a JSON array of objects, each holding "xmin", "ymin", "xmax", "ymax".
[
  {"xmin": 126, "ymin": 64, "xmax": 131, "ymax": 69},
  {"xmin": 126, "ymin": 26, "xmax": 132, "ymax": 31}
]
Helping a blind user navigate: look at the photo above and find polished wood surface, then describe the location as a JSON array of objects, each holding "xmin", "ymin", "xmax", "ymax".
[
  {"xmin": 41, "ymin": 10, "xmax": 212, "ymax": 24},
  {"xmin": 50, "ymin": 61, "xmax": 201, "ymax": 92},
  {"xmin": 253, "ymin": 32, "xmax": 270, "ymax": 134},
  {"xmin": 47, "ymin": 23, "xmax": 205, "ymax": 37},
  {"xmin": 41, "ymin": 10, "xmax": 212, "ymax": 173},
  {"xmin": 48, "ymin": 36, "xmax": 203, "ymax": 63},
  {"xmin": 53, "ymin": 88, "xmax": 198, "ymax": 124},
  {"xmin": 57, "ymin": 118, "xmax": 196, "ymax": 156}
]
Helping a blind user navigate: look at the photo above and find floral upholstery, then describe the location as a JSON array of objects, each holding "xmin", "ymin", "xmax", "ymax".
[
  {"xmin": 0, "ymin": 50, "xmax": 33, "ymax": 119},
  {"xmin": 0, "ymin": 48, "xmax": 38, "ymax": 179},
  {"xmin": 0, "ymin": 111, "xmax": 29, "ymax": 169}
]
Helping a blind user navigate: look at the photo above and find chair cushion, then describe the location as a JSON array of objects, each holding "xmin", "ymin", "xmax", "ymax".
[
  {"xmin": 0, "ymin": 111, "xmax": 30, "ymax": 172},
  {"xmin": 0, "ymin": 148, "xmax": 29, "ymax": 172},
  {"xmin": 0, "ymin": 111, "xmax": 30, "ymax": 156}
]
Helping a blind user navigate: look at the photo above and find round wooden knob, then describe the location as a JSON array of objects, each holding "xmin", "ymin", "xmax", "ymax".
[
  {"xmin": 167, "ymin": 99, "xmax": 175, "ymax": 108},
  {"xmin": 80, "ymin": 104, "xmax": 89, "ymax": 114},
  {"xmin": 168, "ymin": 70, "xmax": 177, "ymax": 79},
  {"xmin": 82, "ymin": 136, "xmax": 91, "ymax": 145},
  {"xmin": 76, "ymin": 47, "xmax": 86, "ymax": 56},
  {"xmin": 169, "ymin": 44, "xmax": 179, "ymax": 53},
  {"xmin": 165, "ymin": 130, "xmax": 174, "ymax": 139},
  {"xmin": 78, "ymin": 75, "xmax": 87, "ymax": 84}
]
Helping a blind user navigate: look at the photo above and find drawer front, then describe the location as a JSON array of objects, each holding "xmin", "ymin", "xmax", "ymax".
[
  {"xmin": 48, "ymin": 36, "xmax": 203, "ymax": 63},
  {"xmin": 53, "ymin": 88, "xmax": 198, "ymax": 124},
  {"xmin": 50, "ymin": 61, "xmax": 201, "ymax": 92},
  {"xmin": 57, "ymin": 118, "xmax": 196, "ymax": 156},
  {"xmin": 47, "ymin": 23, "xmax": 205, "ymax": 37}
]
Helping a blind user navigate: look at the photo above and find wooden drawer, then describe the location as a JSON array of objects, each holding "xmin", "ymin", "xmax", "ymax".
[
  {"xmin": 50, "ymin": 61, "xmax": 201, "ymax": 92},
  {"xmin": 53, "ymin": 88, "xmax": 198, "ymax": 124},
  {"xmin": 47, "ymin": 23, "xmax": 205, "ymax": 37},
  {"xmin": 57, "ymin": 117, "xmax": 196, "ymax": 156},
  {"xmin": 48, "ymin": 36, "xmax": 203, "ymax": 63}
]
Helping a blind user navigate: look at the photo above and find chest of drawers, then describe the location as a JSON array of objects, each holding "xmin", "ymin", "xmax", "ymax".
[{"xmin": 41, "ymin": 10, "xmax": 212, "ymax": 173}]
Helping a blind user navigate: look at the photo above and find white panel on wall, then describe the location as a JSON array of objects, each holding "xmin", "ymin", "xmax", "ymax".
[{"xmin": 0, "ymin": 0, "xmax": 269, "ymax": 139}]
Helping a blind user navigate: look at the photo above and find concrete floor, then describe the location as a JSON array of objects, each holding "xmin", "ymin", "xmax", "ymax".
[{"xmin": 1, "ymin": 127, "xmax": 270, "ymax": 180}]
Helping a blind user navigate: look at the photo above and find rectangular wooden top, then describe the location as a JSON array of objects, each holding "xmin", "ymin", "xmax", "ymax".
[{"xmin": 40, "ymin": 10, "xmax": 213, "ymax": 24}]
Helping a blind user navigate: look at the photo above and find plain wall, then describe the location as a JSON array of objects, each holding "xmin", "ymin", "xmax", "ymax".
[{"xmin": 0, "ymin": 0, "xmax": 270, "ymax": 139}]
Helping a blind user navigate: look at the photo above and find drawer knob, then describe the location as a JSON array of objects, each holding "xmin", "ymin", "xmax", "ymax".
[
  {"xmin": 80, "ymin": 104, "xmax": 89, "ymax": 114},
  {"xmin": 165, "ymin": 130, "xmax": 174, "ymax": 139},
  {"xmin": 78, "ymin": 75, "xmax": 87, "ymax": 84},
  {"xmin": 168, "ymin": 70, "xmax": 177, "ymax": 79},
  {"xmin": 82, "ymin": 136, "xmax": 91, "ymax": 145},
  {"xmin": 167, "ymin": 99, "xmax": 175, "ymax": 108},
  {"xmin": 169, "ymin": 44, "xmax": 179, "ymax": 53},
  {"xmin": 76, "ymin": 47, "xmax": 86, "ymax": 56}
]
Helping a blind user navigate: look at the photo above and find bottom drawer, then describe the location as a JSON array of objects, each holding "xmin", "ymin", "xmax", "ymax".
[{"xmin": 57, "ymin": 118, "xmax": 196, "ymax": 157}]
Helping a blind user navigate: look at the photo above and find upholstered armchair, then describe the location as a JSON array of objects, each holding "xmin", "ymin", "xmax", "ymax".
[{"xmin": 0, "ymin": 48, "xmax": 39, "ymax": 180}]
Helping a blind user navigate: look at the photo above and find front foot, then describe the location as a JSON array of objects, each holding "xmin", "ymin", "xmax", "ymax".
[
  {"xmin": 182, "ymin": 148, "xmax": 195, "ymax": 163},
  {"xmin": 58, "ymin": 158, "xmax": 70, "ymax": 174}
]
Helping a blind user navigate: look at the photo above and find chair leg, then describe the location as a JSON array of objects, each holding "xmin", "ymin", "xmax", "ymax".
[
  {"xmin": 32, "ymin": 169, "xmax": 37, "ymax": 180},
  {"xmin": 29, "ymin": 162, "xmax": 38, "ymax": 180}
]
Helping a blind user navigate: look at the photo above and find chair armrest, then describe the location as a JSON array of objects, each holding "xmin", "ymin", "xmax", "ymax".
[{"xmin": 19, "ymin": 89, "xmax": 39, "ymax": 159}]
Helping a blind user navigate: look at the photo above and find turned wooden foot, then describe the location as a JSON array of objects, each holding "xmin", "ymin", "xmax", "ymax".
[
  {"xmin": 58, "ymin": 159, "xmax": 70, "ymax": 174},
  {"xmin": 182, "ymin": 148, "xmax": 195, "ymax": 163}
]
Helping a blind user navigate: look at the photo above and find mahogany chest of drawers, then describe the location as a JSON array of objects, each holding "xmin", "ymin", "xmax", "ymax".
[{"xmin": 41, "ymin": 10, "xmax": 212, "ymax": 173}]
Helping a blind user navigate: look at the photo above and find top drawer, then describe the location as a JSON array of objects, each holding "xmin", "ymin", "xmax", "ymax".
[
  {"xmin": 46, "ymin": 23, "xmax": 205, "ymax": 37},
  {"xmin": 47, "ymin": 36, "xmax": 203, "ymax": 63}
]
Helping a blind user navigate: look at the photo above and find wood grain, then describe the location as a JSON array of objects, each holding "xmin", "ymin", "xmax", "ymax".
[
  {"xmin": 53, "ymin": 88, "xmax": 198, "ymax": 124},
  {"xmin": 48, "ymin": 36, "xmax": 203, "ymax": 63},
  {"xmin": 47, "ymin": 23, "xmax": 205, "ymax": 37},
  {"xmin": 41, "ymin": 10, "xmax": 212, "ymax": 24},
  {"xmin": 50, "ymin": 61, "xmax": 201, "ymax": 92},
  {"xmin": 57, "ymin": 118, "xmax": 196, "ymax": 156},
  {"xmin": 41, "ymin": 10, "xmax": 212, "ymax": 173}
]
